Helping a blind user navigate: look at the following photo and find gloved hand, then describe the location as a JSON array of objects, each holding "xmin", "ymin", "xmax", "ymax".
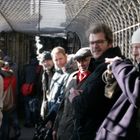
[{"xmin": 40, "ymin": 100, "xmax": 48, "ymax": 120}]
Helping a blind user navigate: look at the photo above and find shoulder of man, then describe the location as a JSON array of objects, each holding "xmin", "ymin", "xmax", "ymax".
[{"xmin": 70, "ymin": 71, "xmax": 79, "ymax": 77}]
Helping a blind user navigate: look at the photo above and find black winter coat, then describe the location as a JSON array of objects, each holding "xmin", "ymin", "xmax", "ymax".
[{"xmin": 72, "ymin": 47, "xmax": 123, "ymax": 140}]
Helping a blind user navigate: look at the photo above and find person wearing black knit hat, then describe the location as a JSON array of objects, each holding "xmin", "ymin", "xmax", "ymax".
[
  {"xmin": 40, "ymin": 51, "xmax": 54, "ymax": 119},
  {"xmin": 39, "ymin": 51, "xmax": 54, "ymax": 71},
  {"xmin": 40, "ymin": 51, "xmax": 52, "ymax": 62}
]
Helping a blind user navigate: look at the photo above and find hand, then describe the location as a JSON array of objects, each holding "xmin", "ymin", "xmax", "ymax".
[
  {"xmin": 105, "ymin": 57, "xmax": 122, "ymax": 72},
  {"xmin": 52, "ymin": 130, "xmax": 57, "ymax": 140},
  {"xmin": 40, "ymin": 100, "xmax": 48, "ymax": 119},
  {"xmin": 105, "ymin": 56, "xmax": 122, "ymax": 64},
  {"xmin": 68, "ymin": 88, "xmax": 83, "ymax": 103},
  {"xmin": 45, "ymin": 120, "xmax": 53, "ymax": 129}
]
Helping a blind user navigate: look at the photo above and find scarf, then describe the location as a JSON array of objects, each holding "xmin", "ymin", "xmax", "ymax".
[{"xmin": 77, "ymin": 71, "xmax": 91, "ymax": 83}]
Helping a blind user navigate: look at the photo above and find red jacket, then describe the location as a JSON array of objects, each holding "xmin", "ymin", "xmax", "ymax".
[{"xmin": 4, "ymin": 75, "xmax": 16, "ymax": 94}]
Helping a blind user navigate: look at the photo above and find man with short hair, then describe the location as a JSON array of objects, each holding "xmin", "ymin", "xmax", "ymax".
[
  {"xmin": 70, "ymin": 23, "xmax": 123, "ymax": 140},
  {"xmin": 44, "ymin": 46, "xmax": 76, "ymax": 135},
  {"xmin": 52, "ymin": 47, "xmax": 92, "ymax": 140}
]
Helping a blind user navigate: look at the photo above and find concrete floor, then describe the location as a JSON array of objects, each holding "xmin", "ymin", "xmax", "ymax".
[
  {"xmin": 9, "ymin": 124, "xmax": 35, "ymax": 140},
  {"xmin": 18, "ymin": 126, "xmax": 35, "ymax": 140}
]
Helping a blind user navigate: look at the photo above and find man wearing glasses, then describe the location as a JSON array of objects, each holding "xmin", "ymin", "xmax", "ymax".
[{"xmin": 70, "ymin": 23, "xmax": 124, "ymax": 140}]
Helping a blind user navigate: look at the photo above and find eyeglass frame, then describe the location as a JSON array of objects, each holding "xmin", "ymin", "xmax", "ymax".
[{"xmin": 89, "ymin": 39, "xmax": 107, "ymax": 45}]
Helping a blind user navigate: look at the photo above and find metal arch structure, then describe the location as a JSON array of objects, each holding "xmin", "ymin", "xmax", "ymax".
[
  {"xmin": 65, "ymin": 0, "xmax": 140, "ymax": 58},
  {"xmin": 0, "ymin": 0, "xmax": 140, "ymax": 57},
  {"xmin": 64, "ymin": 0, "xmax": 140, "ymax": 57}
]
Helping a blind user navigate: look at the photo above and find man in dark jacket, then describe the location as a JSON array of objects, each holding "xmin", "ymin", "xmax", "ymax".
[
  {"xmin": 39, "ymin": 51, "xmax": 54, "ymax": 119},
  {"xmin": 22, "ymin": 58, "xmax": 41, "ymax": 127},
  {"xmin": 69, "ymin": 23, "xmax": 123, "ymax": 140}
]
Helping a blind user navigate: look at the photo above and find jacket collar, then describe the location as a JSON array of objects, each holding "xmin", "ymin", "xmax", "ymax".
[{"xmin": 89, "ymin": 47, "xmax": 123, "ymax": 72}]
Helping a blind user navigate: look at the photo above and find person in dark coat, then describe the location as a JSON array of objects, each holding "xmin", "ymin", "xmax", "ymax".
[
  {"xmin": 69, "ymin": 23, "xmax": 124, "ymax": 140},
  {"xmin": 39, "ymin": 51, "xmax": 55, "ymax": 119},
  {"xmin": 22, "ymin": 58, "xmax": 40, "ymax": 127},
  {"xmin": 0, "ymin": 61, "xmax": 19, "ymax": 140},
  {"xmin": 99, "ymin": 27, "xmax": 140, "ymax": 140},
  {"xmin": 52, "ymin": 47, "xmax": 92, "ymax": 140}
]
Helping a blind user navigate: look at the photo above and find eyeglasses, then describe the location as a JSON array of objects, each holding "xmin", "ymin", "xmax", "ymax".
[{"xmin": 90, "ymin": 40, "xmax": 107, "ymax": 45}]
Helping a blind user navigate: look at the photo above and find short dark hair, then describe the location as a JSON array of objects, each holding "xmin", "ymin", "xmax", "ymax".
[{"xmin": 88, "ymin": 23, "xmax": 113, "ymax": 44}]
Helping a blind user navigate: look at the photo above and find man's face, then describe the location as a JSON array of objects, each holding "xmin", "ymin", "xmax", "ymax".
[
  {"xmin": 89, "ymin": 32, "xmax": 112, "ymax": 59},
  {"xmin": 42, "ymin": 59, "xmax": 54, "ymax": 70},
  {"xmin": 132, "ymin": 43, "xmax": 140, "ymax": 63},
  {"xmin": 52, "ymin": 52, "xmax": 67, "ymax": 68},
  {"xmin": 76, "ymin": 56, "xmax": 91, "ymax": 73}
]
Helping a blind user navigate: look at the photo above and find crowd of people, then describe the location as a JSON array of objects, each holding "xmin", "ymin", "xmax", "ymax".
[{"xmin": 0, "ymin": 23, "xmax": 140, "ymax": 140}]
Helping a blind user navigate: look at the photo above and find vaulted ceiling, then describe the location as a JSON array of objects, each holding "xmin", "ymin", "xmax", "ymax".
[{"xmin": 0, "ymin": 0, "xmax": 140, "ymax": 46}]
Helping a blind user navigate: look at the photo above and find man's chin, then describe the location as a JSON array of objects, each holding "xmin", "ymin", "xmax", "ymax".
[
  {"xmin": 136, "ymin": 58, "xmax": 140, "ymax": 63},
  {"xmin": 93, "ymin": 53, "xmax": 101, "ymax": 59}
]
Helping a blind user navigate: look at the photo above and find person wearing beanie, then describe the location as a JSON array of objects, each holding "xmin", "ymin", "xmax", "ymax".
[
  {"xmin": 40, "ymin": 51, "xmax": 52, "ymax": 62},
  {"xmin": 40, "ymin": 51, "xmax": 54, "ymax": 72},
  {"xmin": 38, "ymin": 46, "xmax": 76, "ymax": 140},
  {"xmin": 52, "ymin": 47, "xmax": 92, "ymax": 140},
  {"xmin": 40, "ymin": 51, "xmax": 54, "ymax": 119},
  {"xmin": 131, "ymin": 28, "xmax": 140, "ymax": 63},
  {"xmin": 101, "ymin": 28, "xmax": 140, "ymax": 139},
  {"xmin": 131, "ymin": 28, "xmax": 140, "ymax": 44}
]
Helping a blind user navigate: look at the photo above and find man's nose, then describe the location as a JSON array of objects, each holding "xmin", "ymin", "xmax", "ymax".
[
  {"xmin": 132, "ymin": 47, "xmax": 137, "ymax": 54},
  {"xmin": 91, "ymin": 43, "xmax": 97, "ymax": 48}
]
